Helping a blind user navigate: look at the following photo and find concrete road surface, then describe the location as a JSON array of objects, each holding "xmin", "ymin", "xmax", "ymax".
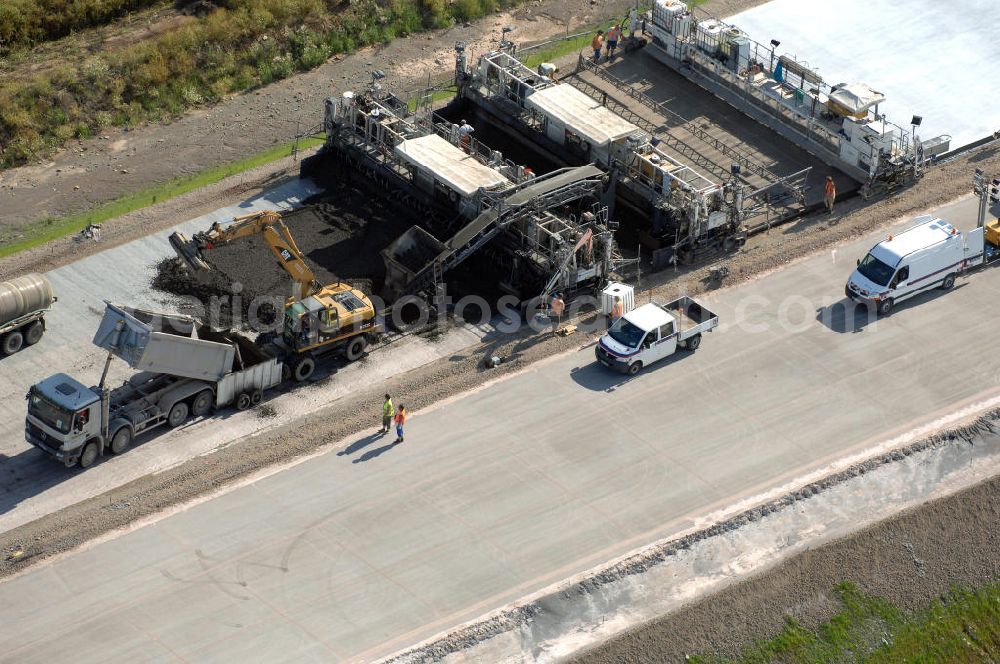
[{"xmin": 2, "ymin": 196, "xmax": 999, "ymax": 662}]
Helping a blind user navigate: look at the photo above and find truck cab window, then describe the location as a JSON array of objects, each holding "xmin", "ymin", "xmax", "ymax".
[
  {"xmin": 657, "ymin": 322, "xmax": 674, "ymax": 340},
  {"xmin": 892, "ymin": 266, "xmax": 909, "ymax": 287}
]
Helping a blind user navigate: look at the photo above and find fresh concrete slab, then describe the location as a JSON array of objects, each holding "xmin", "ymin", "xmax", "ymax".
[
  {"xmin": 1, "ymin": 196, "xmax": 999, "ymax": 663},
  {"xmin": 729, "ymin": 0, "xmax": 1000, "ymax": 148}
]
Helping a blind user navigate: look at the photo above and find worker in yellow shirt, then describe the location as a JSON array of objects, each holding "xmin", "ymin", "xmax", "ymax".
[{"xmin": 380, "ymin": 393, "xmax": 395, "ymax": 434}]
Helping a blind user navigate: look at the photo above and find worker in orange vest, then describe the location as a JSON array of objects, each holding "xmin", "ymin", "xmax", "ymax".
[
  {"xmin": 550, "ymin": 292, "xmax": 565, "ymax": 334},
  {"xmin": 393, "ymin": 405, "xmax": 407, "ymax": 444},
  {"xmin": 591, "ymin": 30, "xmax": 604, "ymax": 63},
  {"xmin": 609, "ymin": 296, "xmax": 623, "ymax": 328},
  {"xmin": 824, "ymin": 175, "xmax": 836, "ymax": 214}
]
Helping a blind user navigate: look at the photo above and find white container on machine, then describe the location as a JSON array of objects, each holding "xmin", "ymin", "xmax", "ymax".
[
  {"xmin": 601, "ymin": 282, "xmax": 635, "ymax": 315},
  {"xmin": 696, "ymin": 19, "xmax": 724, "ymax": 53}
]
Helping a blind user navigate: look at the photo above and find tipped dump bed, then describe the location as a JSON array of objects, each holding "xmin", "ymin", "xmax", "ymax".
[{"xmin": 93, "ymin": 302, "xmax": 236, "ymax": 381}]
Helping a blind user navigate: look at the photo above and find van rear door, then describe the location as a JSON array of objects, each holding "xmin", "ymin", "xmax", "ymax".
[{"xmin": 965, "ymin": 227, "xmax": 986, "ymax": 268}]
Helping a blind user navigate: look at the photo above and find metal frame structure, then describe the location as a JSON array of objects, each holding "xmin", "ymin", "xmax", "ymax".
[
  {"xmin": 457, "ymin": 44, "xmax": 761, "ymax": 266},
  {"xmin": 314, "ymin": 71, "xmax": 632, "ymax": 302}
]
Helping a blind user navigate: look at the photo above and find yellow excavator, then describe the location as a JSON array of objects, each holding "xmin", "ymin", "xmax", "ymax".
[{"xmin": 169, "ymin": 211, "xmax": 380, "ymax": 382}]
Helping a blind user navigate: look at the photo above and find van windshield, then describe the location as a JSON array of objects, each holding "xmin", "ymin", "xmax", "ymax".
[
  {"xmin": 608, "ymin": 318, "xmax": 646, "ymax": 349},
  {"xmin": 857, "ymin": 253, "xmax": 894, "ymax": 287}
]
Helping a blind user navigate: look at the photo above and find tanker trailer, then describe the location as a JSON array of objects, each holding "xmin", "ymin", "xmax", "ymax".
[{"xmin": 0, "ymin": 273, "xmax": 56, "ymax": 356}]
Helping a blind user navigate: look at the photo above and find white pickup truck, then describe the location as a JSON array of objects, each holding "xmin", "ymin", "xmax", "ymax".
[{"xmin": 595, "ymin": 296, "xmax": 719, "ymax": 375}]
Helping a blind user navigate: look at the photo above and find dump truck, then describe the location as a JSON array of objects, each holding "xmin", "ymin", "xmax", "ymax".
[
  {"xmin": 169, "ymin": 210, "xmax": 381, "ymax": 382},
  {"xmin": 1, "ymin": 273, "xmax": 56, "ymax": 356},
  {"xmin": 595, "ymin": 296, "xmax": 719, "ymax": 375},
  {"xmin": 25, "ymin": 302, "xmax": 282, "ymax": 468}
]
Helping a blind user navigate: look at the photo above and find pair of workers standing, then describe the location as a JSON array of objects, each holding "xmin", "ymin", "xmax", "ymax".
[{"xmin": 380, "ymin": 394, "xmax": 406, "ymax": 444}]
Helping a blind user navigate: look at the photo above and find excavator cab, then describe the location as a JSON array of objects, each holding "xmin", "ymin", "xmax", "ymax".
[{"xmin": 281, "ymin": 286, "xmax": 376, "ymax": 353}]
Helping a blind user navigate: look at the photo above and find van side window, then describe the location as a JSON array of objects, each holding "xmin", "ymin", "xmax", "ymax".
[
  {"xmin": 892, "ymin": 266, "xmax": 910, "ymax": 287},
  {"xmin": 657, "ymin": 322, "xmax": 674, "ymax": 340}
]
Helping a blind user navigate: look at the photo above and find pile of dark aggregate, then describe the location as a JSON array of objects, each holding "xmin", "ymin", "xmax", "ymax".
[{"xmin": 152, "ymin": 177, "xmax": 420, "ymax": 329}]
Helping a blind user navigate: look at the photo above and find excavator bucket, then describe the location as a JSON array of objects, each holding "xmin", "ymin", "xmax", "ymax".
[{"xmin": 168, "ymin": 231, "xmax": 212, "ymax": 274}]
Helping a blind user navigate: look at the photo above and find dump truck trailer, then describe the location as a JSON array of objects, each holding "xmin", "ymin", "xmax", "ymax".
[
  {"xmin": 1, "ymin": 273, "xmax": 56, "ymax": 356},
  {"xmin": 25, "ymin": 303, "xmax": 281, "ymax": 468}
]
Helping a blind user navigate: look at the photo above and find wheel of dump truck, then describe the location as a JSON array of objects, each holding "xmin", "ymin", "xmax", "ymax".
[
  {"xmin": 250, "ymin": 389, "xmax": 263, "ymax": 406},
  {"xmin": 291, "ymin": 355, "xmax": 315, "ymax": 382},
  {"xmin": 79, "ymin": 441, "xmax": 99, "ymax": 469},
  {"xmin": 686, "ymin": 334, "xmax": 701, "ymax": 351},
  {"xmin": 191, "ymin": 390, "xmax": 214, "ymax": 418},
  {"xmin": 24, "ymin": 321, "xmax": 44, "ymax": 346},
  {"xmin": 110, "ymin": 427, "xmax": 133, "ymax": 455},
  {"xmin": 236, "ymin": 392, "xmax": 252, "ymax": 410},
  {"xmin": 2, "ymin": 331, "xmax": 24, "ymax": 356},
  {"xmin": 345, "ymin": 336, "xmax": 367, "ymax": 362},
  {"xmin": 167, "ymin": 401, "xmax": 189, "ymax": 428}
]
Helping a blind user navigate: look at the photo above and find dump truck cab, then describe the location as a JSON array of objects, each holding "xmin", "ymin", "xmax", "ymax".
[{"xmin": 25, "ymin": 373, "xmax": 101, "ymax": 464}]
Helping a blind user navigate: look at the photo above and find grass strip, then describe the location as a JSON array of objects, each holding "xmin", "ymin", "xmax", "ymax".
[
  {"xmin": 0, "ymin": 135, "xmax": 324, "ymax": 260},
  {"xmin": 690, "ymin": 582, "xmax": 1000, "ymax": 663}
]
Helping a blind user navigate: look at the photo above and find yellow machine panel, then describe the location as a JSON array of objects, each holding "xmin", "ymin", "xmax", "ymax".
[{"xmin": 986, "ymin": 219, "xmax": 1000, "ymax": 248}]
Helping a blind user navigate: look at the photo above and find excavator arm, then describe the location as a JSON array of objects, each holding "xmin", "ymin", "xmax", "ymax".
[{"xmin": 169, "ymin": 210, "xmax": 321, "ymax": 300}]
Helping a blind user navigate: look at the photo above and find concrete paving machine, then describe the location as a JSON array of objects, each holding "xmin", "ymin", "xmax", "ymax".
[
  {"xmin": 169, "ymin": 211, "xmax": 381, "ymax": 382},
  {"xmin": 642, "ymin": 0, "xmax": 951, "ymax": 199},
  {"xmin": 307, "ymin": 73, "xmax": 636, "ymax": 304},
  {"xmin": 454, "ymin": 44, "xmax": 753, "ymax": 269}
]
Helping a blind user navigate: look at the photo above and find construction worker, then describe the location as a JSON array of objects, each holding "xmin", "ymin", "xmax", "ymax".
[
  {"xmin": 824, "ymin": 176, "xmax": 837, "ymax": 214},
  {"xmin": 591, "ymin": 30, "xmax": 604, "ymax": 63},
  {"xmin": 550, "ymin": 292, "xmax": 565, "ymax": 334},
  {"xmin": 393, "ymin": 405, "xmax": 407, "ymax": 444},
  {"xmin": 380, "ymin": 393, "xmax": 395, "ymax": 434},
  {"xmin": 609, "ymin": 295, "xmax": 623, "ymax": 328},
  {"xmin": 459, "ymin": 120, "xmax": 474, "ymax": 153},
  {"xmin": 605, "ymin": 24, "xmax": 621, "ymax": 59}
]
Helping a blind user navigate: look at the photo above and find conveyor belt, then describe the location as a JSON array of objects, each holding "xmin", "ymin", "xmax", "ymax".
[{"xmin": 402, "ymin": 165, "xmax": 606, "ymax": 296}]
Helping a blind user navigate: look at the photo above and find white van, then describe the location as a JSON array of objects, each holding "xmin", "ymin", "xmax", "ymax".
[{"xmin": 846, "ymin": 215, "xmax": 985, "ymax": 315}]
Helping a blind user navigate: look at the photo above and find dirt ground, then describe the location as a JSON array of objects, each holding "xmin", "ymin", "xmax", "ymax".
[{"xmin": 572, "ymin": 473, "xmax": 1000, "ymax": 663}]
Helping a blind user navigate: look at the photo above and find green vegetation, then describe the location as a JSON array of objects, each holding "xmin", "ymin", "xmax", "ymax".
[
  {"xmin": 0, "ymin": 135, "xmax": 323, "ymax": 259},
  {"xmin": 0, "ymin": 0, "xmax": 168, "ymax": 54},
  {"xmin": 521, "ymin": 32, "xmax": 596, "ymax": 70},
  {"xmin": 0, "ymin": 0, "xmax": 525, "ymax": 170},
  {"xmin": 689, "ymin": 582, "xmax": 1000, "ymax": 663}
]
